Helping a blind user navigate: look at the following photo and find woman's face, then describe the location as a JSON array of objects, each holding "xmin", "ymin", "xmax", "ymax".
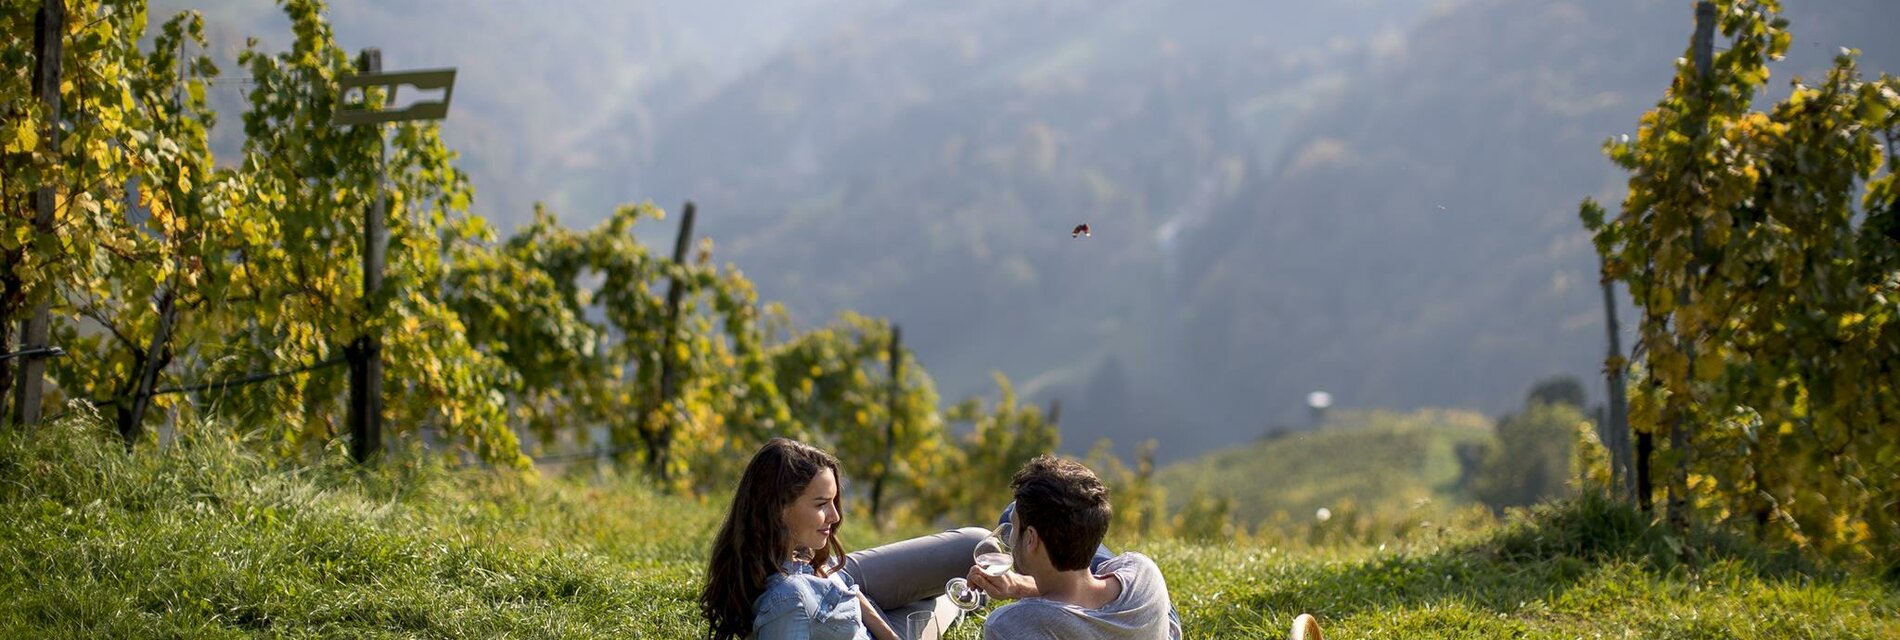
[{"xmin": 782, "ymin": 468, "xmax": 841, "ymax": 557}]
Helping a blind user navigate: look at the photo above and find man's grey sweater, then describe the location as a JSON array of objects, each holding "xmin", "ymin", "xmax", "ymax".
[{"xmin": 981, "ymin": 553, "xmax": 1182, "ymax": 640}]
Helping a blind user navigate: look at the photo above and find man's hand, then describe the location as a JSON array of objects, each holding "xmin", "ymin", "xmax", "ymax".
[{"xmin": 966, "ymin": 568, "xmax": 1039, "ymax": 601}]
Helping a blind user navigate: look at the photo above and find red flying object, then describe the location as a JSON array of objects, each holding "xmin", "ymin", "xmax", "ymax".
[{"xmin": 1071, "ymin": 224, "xmax": 1090, "ymax": 238}]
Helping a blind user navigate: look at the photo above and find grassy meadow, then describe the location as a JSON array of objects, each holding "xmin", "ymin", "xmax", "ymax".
[{"xmin": 2, "ymin": 413, "xmax": 1895, "ymax": 639}]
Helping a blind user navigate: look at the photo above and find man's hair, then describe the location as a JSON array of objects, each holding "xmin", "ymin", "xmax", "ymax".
[{"xmin": 1011, "ymin": 455, "xmax": 1112, "ymax": 571}]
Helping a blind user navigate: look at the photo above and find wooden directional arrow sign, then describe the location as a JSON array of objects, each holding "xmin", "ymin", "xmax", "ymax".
[{"xmin": 333, "ymin": 68, "xmax": 456, "ymax": 125}]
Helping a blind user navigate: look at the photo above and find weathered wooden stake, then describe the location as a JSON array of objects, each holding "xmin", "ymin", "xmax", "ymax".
[
  {"xmin": 649, "ymin": 201, "xmax": 698, "ymax": 483},
  {"xmin": 348, "ymin": 48, "xmax": 387, "ymax": 464},
  {"xmin": 11, "ymin": 0, "xmax": 65, "ymax": 428}
]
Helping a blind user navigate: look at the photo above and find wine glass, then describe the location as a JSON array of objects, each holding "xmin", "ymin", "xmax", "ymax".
[
  {"xmin": 944, "ymin": 522, "xmax": 1014, "ymax": 611},
  {"xmin": 905, "ymin": 610, "xmax": 938, "ymax": 640}
]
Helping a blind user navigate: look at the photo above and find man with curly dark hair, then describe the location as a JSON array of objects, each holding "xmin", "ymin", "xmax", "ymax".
[{"xmin": 965, "ymin": 455, "xmax": 1181, "ymax": 640}]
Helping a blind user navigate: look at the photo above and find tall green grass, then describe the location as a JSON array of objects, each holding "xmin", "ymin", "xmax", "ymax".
[
  {"xmin": 1, "ymin": 413, "xmax": 712, "ymax": 638},
  {"xmin": 3, "ymin": 412, "xmax": 1895, "ymax": 638},
  {"xmin": 1158, "ymin": 492, "xmax": 1895, "ymax": 638}
]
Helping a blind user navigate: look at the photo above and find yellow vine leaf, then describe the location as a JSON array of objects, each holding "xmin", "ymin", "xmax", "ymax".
[
  {"xmin": 1836, "ymin": 312, "xmax": 1865, "ymax": 334},
  {"xmin": 7, "ymin": 120, "xmax": 36, "ymax": 154}
]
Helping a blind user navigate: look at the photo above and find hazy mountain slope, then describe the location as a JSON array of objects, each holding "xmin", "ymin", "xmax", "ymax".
[
  {"xmin": 596, "ymin": 0, "xmax": 1900, "ymax": 461},
  {"xmin": 1173, "ymin": 0, "xmax": 1686, "ymax": 442},
  {"xmin": 150, "ymin": 0, "xmax": 860, "ymax": 220},
  {"xmin": 564, "ymin": 0, "xmax": 1442, "ymax": 458},
  {"xmin": 1171, "ymin": 0, "xmax": 1900, "ymax": 446},
  {"xmin": 139, "ymin": 0, "xmax": 1900, "ymax": 463}
]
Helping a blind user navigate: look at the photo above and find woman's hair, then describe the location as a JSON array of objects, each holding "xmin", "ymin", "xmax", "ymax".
[{"xmin": 700, "ymin": 438, "xmax": 847, "ymax": 640}]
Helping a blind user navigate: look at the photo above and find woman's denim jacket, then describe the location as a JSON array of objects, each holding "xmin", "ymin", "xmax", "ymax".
[{"xmin": 750, "ymin": 559, "xmax": 870, "ymax": 640}]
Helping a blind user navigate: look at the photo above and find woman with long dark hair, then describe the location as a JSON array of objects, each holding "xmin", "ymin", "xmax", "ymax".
[{"xmin": 700, "ymin": 438, "xmax": 985, "ymax": 640}]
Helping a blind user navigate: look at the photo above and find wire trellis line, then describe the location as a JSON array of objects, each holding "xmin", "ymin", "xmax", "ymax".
[
  {"xmin": 87, "ymin": 356, "xmax": 348, "ymax": 406},
  {"xmin": 530, "ymin": 443, "xmax": 646, "ymax": 464}
]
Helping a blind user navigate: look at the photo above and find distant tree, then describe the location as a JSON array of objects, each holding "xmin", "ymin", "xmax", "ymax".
[
  {"xmin": 1454, "ymin": 441, "xmax": 1488, "ymax": 493},
  {"xmin": 1173, "ymin": 489, "xmax": 1236, "ymax": 543},
  {"xmin": 937, "ymin": 374, "xmax": 1060, "ymax": 527},
  {"xmin": 1471, "ymin": 401, "xmax": 1585, "ymax": 512},
  {"xmin": 1527, "ymin": 376, "xmax": 1586, "ymax": 409},
  {"xmin": 1087, "ymin": 438, "xmax": 1165, "ymax": 538}
]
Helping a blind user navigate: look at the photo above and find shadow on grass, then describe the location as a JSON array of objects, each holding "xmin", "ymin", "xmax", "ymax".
[{"xmin": 1235, "ymin": 491, "xmax": 1852, "ymax": 621}]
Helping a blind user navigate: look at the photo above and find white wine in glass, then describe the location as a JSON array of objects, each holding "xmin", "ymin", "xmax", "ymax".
[
  {"xmin": 973, "ymin": 551, "xmax": 1013, "ymax": 576},
  {"xmin": 945, "ymin": 523, "xmax": 1014, "ymax": 611}
]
